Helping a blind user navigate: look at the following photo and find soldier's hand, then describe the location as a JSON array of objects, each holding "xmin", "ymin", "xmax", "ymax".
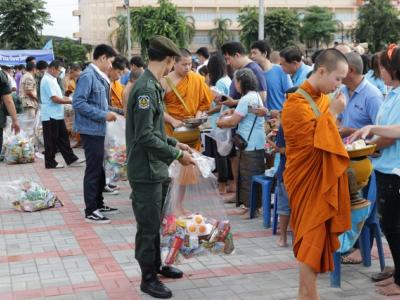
[
  {"xmin": 106, "ymin": 112, "xmax": 117, "ymax": 122},
  {"xmin": 172, "ymin": 118, "xmax": 184, "ymax": 128},
  {"xmin": 178, "ymin": 151, "xmax": 196, "ymax": 166},
  {"xmin": 176, "ymin": 142, "xmax": 192, "ymax": 153}
]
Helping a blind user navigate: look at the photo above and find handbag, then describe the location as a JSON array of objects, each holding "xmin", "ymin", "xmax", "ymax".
[
  {"xmin": 231, "ymin": 93, "xmax": 262, "ymax": 150},
  {"xmin": 231, "ymin": 116, "xmax": 257, "ymax": 150}
]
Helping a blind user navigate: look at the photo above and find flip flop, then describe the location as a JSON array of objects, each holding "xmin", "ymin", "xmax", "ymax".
[
  {"xmin": 341, "ymin": 254, "xmax": 362, "ymax": 264},
  {"xmin": 372, "ymin": 267, "xmax": 395, "ymax": 282}
]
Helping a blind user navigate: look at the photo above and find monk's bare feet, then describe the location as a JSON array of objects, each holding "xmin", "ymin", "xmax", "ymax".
[
  {"xmin": 218, "ymin": 183, "xmax": 227, "ymax": 194},
  {"xmin": 375, "ymin": 276, "xmax": 394, "ymax": 287},
  {"xmin": 376, "ymin": 283, "xmax": 400, "ymax": 296},
  {"xmin": 276, "ymin": 237, "xmax": 288, "ymax": 247}
]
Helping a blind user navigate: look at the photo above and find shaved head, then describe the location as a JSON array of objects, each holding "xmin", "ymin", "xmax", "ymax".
[
  {"xmin": 335, "ymin": 44, "xmax": 352, "ymax": 54},
  {"xmin": 175, "ymin": 48, "xmax": 191, "ymax": 62},
  {"xmin": 344, "ymin": 52, "xmax": 363, "ymax": 75},
  {"xmin": 313, "ymin": 48, "xmax": 348, "ymax": 73}
]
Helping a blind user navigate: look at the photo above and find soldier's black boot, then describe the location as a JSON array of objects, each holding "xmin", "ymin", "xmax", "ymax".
[
  {"xmin": 140, "ymin": 270, "xmax": 172, "ymax": 299},
  {"xmin": 157, "ymin": 265, "xmax": 183, "ymax": 279}
]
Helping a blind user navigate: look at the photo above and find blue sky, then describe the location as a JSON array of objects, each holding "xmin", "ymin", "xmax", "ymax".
[{"xmin": 43, "ymin": 0, "xmax": 79, "ymax": 38}]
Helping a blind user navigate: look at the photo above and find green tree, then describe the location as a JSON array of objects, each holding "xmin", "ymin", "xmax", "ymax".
[
  {"xmin": 0, "ymin": 0, "xmax": 52, "ymax": 49},
  {"xmin": 265, "ymin": 8, "xmax": 300, "ymax": 50},
  {"xmin": 53, "ymin": 39, "xmax": 89, "ymax": 65},
  {"xmin": 237, "ymin": 6, "xmax": 259, "ymax": 51},
  {"xmin": 209, "ymin": 18, "xmax": 234, "ymax": 49},
  {"xmin": 356, "ymin": 0, "xmax": 400, "ymax": 52},
  {"xmin": 300, "ymin": 6, "xmax": 336, "ymax": 48},
  {"xmin": 108, "ymin": 14, "xmax": 129, "ymax": 56},
  {"xmin": 130, "ymin": 0, "xmax": 195, "ymax": 57}
]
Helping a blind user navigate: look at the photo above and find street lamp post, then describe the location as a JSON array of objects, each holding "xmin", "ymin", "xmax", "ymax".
[
  {"xmin": 124, "ymin": 0, "xmax": 132, "ymax": 58},
  {"xmin": 258, "ymin": 0, "xmax": 264, "ymax": 40}
]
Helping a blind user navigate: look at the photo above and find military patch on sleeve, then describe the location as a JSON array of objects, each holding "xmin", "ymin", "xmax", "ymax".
[{"xmin": 137, "ymin": 95, "xmax": 150, "ymax": 110}]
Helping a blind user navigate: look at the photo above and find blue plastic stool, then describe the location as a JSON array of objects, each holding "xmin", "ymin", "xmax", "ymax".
[
  {"xmin": 249, "ymin": 175, "xmax": 274, "ymax": 228},
  {"xmin": 272, "ymin": 191, "xmax": 279, "ymax": 235},
  {"xmin": 330, "ymin": 171, "xmax": 385, "ymax": 287},
  {"xmin": 358, "ymin": 171, "xmax": 386, "ymax": 271}
]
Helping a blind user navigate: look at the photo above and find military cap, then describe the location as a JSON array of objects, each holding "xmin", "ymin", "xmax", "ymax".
[{"xmin": 149, "ymin": 36, "xmax": 181, "ymax": 57}]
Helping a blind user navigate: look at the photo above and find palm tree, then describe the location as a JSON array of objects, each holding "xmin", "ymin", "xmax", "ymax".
[
  {"xmin": 107, "ymin": 14, "xmax": 128, "ymax": 55},
  {"xmin": 185, "ymin": 16, "xmax": 196, "ymax": 45},
  {"xmin": 209, "ymin": 18, "xmax": 234, "ymax": 49}
]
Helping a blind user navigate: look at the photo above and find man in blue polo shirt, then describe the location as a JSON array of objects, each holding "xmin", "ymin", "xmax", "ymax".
[
  {"xmin": 280, "ymin": 46, "xmax": 312, "ymax": 86},
  {"xmin": 220, "ymin": 42, "xmax": 267, "ymax": 102},
  {"xmin": 338, "ymin": 52, "xmax": 383, "ymax": 138},
  {"xmin": 250, "ymin": 40, "xmax": 293, "ymax": 110}
]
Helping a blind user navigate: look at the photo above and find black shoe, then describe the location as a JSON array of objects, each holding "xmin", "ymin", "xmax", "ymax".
[
  {"xmin": 157, "ymin": 266, "xmax": 183, "ymax": 279},
  {"xmin": 140, "ymin": 272, "xmax": 172, "ymax": 299},
  {"xmin": 85, "ymin": 210, "xmax": 111, "ymax": 224},
  {"xmin": 99, "ymin": 205, "xmax": 118, "ymax": 213}
]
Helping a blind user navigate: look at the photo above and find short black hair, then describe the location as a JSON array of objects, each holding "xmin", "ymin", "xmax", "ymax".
[
  {"xmin": 25, "ymin": 56, "xmax": 36, "ymax": 64},
  {"xmin": 207, "ymin": 52, "xmax": 227, "ymax": 86},
  {"xmin": 49, "ymin": 60, "xmax": 62, "ymax": 70},
  {"xmin": 16, "ymin": 64, "xmax": 25, "ymax": 71},
  {"xmin": 130, "ymin": 56, "xmax": 145, "ymax": 68},
  {"xmin": 280, "ymin": 46, "xmax": 303, "ymax": 63},
  {"xmin": 112, "ymin": 55, "xmax": 126, "ymax": 70},
  {"xmin": 196, "ymin": 47, "xmax": 210, "ymax": 59},
  {"xmin": 221, "ymin": 42, "xmax": 245, "ymax": 57},
  {"xmin": 93, "ymin": 44, "xmax": 117, "ymax": 60},
  {"xmin": 234, "ymin": 68, "xmax": 257, "ymax": 95},
  {"xmin": 313, "ymin": 48, "xmax": 348, "ymax": 73},
  {"xmin": 26, "ymin": 62, "xmax": 36, "ymax": 72},
  {"xmin": 36, "ymin": 60, "xmax": 48, "ymax": 71},
  {"xmin": 69, "ymin": 62, "xmax": 81, "ymax": 71},
  {"xmin": 1, "ymin": 65, "xmax": 10, "ymax": 71},
  {"xmin": 147, "ymin": 48, "xmax": 168, "ymax": 62},
  {"xmin": 250, "ymin": 40, "xmax": 272, "ymax": 59}
]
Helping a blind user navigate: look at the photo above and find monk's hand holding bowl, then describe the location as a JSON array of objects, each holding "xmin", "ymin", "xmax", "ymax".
[
  {"xmin": 171, "ymin": 118, "xmax": 184, "ymax": 128},
  {"xmin": 329, "ymin": 91, "xmax": 346, "ymax": 117}
]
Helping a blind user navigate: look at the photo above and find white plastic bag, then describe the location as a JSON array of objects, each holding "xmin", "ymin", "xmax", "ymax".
[
  {"xmin": 208, "ymin": 127, "xmax": 232, "ymax": 156},
  {"xmin": 0, "ymin": 180, "xmax": 62, "ymax": 212},
  {"xmin": 3, "ymin": 130, "xmax": 35, "ymax": 164},
  {"xmin": 160, "ymin": 154, "xmax": 234, "ymax": 265},
  {"xmin": 104, "ymin": 115, "xmax": 127, "ymax": 182}
]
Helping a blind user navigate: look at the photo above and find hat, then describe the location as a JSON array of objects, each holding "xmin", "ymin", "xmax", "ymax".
[{"xmin": 149, "ymin": 36, "xmax": 181, "ymax": 57}]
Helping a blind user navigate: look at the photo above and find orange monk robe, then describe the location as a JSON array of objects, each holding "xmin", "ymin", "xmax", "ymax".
[
  {"xmin": 164, "ymin": 71, "xmax": 213, "ymax": 150},
  {"xmin": 111, "ymin": 80, "xmax": 124, "ymax": 109},
  {"xmin": 281, "ymin": 81, "xmax": 351, "ymax": 273}
]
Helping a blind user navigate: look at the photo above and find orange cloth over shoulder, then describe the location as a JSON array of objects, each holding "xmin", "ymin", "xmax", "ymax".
[
  {"xmin": 164, "ymin": 71, "xmax": 212, "ymax": 150},
  {"xmin": 111, "ymin": 80, "xmax": 124, "ymax": 109},
  {"xmin": 281, "ymin": 80, "xmax": 351, "ymax": 273}
]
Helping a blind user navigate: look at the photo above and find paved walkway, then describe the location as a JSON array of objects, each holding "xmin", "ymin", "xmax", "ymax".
[{"xmin": 0, "ymin": 150, "xmax": 396, "ymax": 300}]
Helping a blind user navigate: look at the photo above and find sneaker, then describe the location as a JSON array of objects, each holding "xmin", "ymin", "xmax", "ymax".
[
  {"xmin": 69, "ymin": 158, "xmax": 85, "ymax": 167},
  {"xmin": 107, "ymin": 183, "xmax": 120, "ymax": 190},
  {"xmin": 85, "ymin": 210, "xmax": 111, "ymax": 224},
  {"xmin": 55, "ymin": 164, "xmax": 65, "ymax": 169},
  {"xmin": 99, "ymin": 206, "xmax": 118, "ymax": 213},
  {"xmin": 103, "ymin": 185, "xmax": 119, "ymax": 195}
]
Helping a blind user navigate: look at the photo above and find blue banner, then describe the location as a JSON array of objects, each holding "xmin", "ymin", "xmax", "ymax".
[{"xmin": 0, "ymin": 49, "xmax": 54, "ymax": 66}]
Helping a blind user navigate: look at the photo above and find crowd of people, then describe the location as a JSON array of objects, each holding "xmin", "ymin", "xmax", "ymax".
[{"xmin": 0, "ymin": 36, "xmax": 399, "ymax": 299}]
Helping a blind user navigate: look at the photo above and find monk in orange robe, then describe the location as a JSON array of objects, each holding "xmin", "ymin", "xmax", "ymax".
[
  {"xmin": 281, "ymin": 49, "xmax": 351, "ymax": 300},
  {"xmin": 111, "ymin": 80, "xmax": 124, "ymax": 109},
  {"xmin": 162, "ymin": 49, "xmax": 212, "ymax": 150}
]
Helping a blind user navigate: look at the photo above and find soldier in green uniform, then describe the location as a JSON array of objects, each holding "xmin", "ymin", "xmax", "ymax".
[{"xmin": 126, "ymin": 36, "xmax": 195, "ymax": 299}]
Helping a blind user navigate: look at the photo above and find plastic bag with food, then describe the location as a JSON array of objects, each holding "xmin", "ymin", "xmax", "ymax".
[
  {"xmin": 104, "ymin": 115, "xmax": 127, "ymax": 182},
  {"xmin": 0, "ymin": 180, "xmax": 63, "ymax": 212},
  {"xmin": 161, "ymin": 153, "xmax": 234, "ymax": 265}
]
